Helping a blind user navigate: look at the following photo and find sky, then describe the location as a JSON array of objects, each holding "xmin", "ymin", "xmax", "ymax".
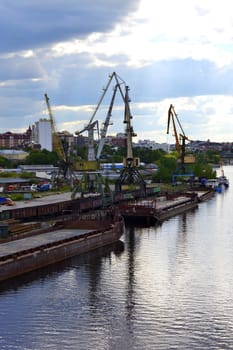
[{"xmin": 1, "ymin": 0, "xmax": 233, "ymax": 144}]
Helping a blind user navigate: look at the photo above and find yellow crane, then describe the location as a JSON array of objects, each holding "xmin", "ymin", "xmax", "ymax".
[
  {"xmin": 167, "ymin": 104, "xmax": 195, "ymax": 184},
  {"xmin": 167, "ymin": 104, "xmax": 195, "ymax": 166},
  {"xmin": 44, "ymin": 93, "xmax": 73, "ymax": 181}
]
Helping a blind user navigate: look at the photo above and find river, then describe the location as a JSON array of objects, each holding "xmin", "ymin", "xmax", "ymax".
[{"xmin": 1, "ymin": 166, "xmax": 233, "ymax": 350}]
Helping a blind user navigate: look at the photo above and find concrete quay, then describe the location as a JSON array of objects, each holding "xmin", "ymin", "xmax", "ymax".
[{"xmin": 0, "ymin": 192, "xmax": 73, "ymax": 212}]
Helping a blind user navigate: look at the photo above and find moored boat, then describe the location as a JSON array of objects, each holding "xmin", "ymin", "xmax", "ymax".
[
  {"xmin": 216, "ymin": 175, "xmax": 229, "ymax": 188},
  {"xmin": 216, "ymin": 164, "xmax": 229, "ymax": 189}
]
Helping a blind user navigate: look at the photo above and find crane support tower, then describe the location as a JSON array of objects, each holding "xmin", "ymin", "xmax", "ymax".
[
  {"xmin": 115, "ymin": 85, "xmax": 146, "ymax": 196},
  {"xmin": 167, "ymin": 104, "xmax": 195, "ymax": 184}
]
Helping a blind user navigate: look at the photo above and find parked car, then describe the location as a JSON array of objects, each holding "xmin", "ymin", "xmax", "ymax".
[
  {"xmin": 37, "ymin": 183, "xmax": 52, "ymax": 192},
  {"xmin": 0, "ymin": 197, "xmax": 15, "ymax": 205}
]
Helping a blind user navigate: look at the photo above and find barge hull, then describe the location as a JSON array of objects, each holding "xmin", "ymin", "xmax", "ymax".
[
  {"xmin": 118, "ymin": 194, "xmax": 199, "ymax": 224},
  {"xmin": 156, "ymin": 201, "xmax": 198, "ymax": 221},
  {"xmin": 0, "ymin": 218, "xmax": 124, "ymax": 282}
]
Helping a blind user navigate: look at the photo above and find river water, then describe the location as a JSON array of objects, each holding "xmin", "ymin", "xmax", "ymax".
[{"xmin": 1, "ymin": 166, "xmax": 233, "ymax": 350}]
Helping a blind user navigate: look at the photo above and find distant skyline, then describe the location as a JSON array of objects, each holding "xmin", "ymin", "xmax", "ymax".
[{"xmin": 1, "ymin": 1, "xmax": 233, "ymax": 143}]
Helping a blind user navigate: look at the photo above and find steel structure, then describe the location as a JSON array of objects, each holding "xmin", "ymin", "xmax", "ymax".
[
  {"xmin": 74, "ymin": 72, "xmax": 125, "ymax": 171},
  {"xmin": 72, "ymin": 72, "xmax": 126, "ymax": 198},
  {"xmin": 115, "ymin": 85, "xmax": 146, "ymax": 196},
  {"xmin": 167, "ymin": 104, "xmax": 195, "ymax": 184},
  {"xmin": 44, "ymin": 94, "xmax": 74, "ymax": 185},
  {"xmin": 72, "ymin": 72, "xmax": 146, "ymax": 198}
]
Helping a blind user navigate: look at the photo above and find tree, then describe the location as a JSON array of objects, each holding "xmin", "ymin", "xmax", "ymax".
[
  {"xmin": 25, "ymin": 149, "xmax": 59, "ymax": 165},
  {"xmin": 133, "ymin": 147, "xmax": 166, "ymax": 163},
  {"xmin": 0, "ymin": 156, "xmax": 13, "ymax": 168},
  {"xmin": 152, "ymin": 154, "xmax": 177, "ymax": 183}
]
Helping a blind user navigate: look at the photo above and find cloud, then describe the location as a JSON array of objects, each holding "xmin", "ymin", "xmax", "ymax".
[
  {"xmin": 1, "ymin": 0, "xmax": 233, "ymax": 143},
  {"xmin": 0, "ymin": 0, "xmax": 140, "ymax": 53},
  {"xmin": 0, "ymin": 55, "xmax": 44, "ymax": 81}
]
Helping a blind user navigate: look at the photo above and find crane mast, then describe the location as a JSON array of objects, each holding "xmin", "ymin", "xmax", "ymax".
[
  {"xmin": 124, "ymin": 85, "xmax": 135, "ymax": 165},
  {"xmin": 114, "ymin": 85, "xmax": 146, "ymax": 196}
]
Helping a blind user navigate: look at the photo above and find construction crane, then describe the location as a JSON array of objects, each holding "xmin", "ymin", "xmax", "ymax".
[
  {"xmin": 167, "ymin": 104, "xmax": 195, "ymax": 165},
  {"xmin": 44, "ymin": 94, "xmax": 73, "ymax": 183},
  {"xmin": 167, "ymin": 104, "xmax": 195, "ymax": 183},
  {"xmin": 74, "ymin": 72, "xmax": 126, "ymax": 171},
  {"xmin": 115, "ymin": 85, "xmax": 146, "ymax": 196},
  {"xmin": 71, "ymin": 72, "xmax": 126, "ymax": 198}
]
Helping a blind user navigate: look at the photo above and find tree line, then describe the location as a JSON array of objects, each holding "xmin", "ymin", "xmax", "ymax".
[{"xmin": 0, "ymin": 146, "xmax": 219, "ymax": 183}]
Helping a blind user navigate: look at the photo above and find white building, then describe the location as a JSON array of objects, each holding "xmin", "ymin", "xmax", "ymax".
[
  {"xmin": 32, "ymin": 119, "xmax": 52, "ymax": 151},
  {"xmin": 136, "ymin": 139, "xmax": 169, "ymax": 152}
]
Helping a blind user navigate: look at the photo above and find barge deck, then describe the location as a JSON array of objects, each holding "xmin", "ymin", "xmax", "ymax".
[
  {"xmin": 0, "ymin": 228, "xmax": 94, "ymax": 259},
  {"xmin": 0, "ymin": 210, "xmax": 124, "ymax": 282},
  {"xmin": 118, "ymin": 190, "xmax": 214, "ymax": 224}
]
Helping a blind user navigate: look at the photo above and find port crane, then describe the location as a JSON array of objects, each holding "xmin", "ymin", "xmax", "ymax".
[
  {"xmin": 115, "ymin": 85, "xmax": 146, "ymax": 196},
  {"xmin": 74, "ymin": 72, "xmax": 125, "ymax": 171},
  {"xmin": 71, "ymin": 72, "xmax": 126, "ymax": 198},
  {"xmin": 167, "ymin": 104, "xmax": 195, "ymax": 184},
  {"xmin": 44, "ymin": 93, "xmax": 74, "ymax": 185}
]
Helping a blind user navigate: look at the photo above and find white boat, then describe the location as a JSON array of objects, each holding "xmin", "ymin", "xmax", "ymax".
[{"xmin": 217, "ymin": 164, "xmax": 229, "ymax": 188}]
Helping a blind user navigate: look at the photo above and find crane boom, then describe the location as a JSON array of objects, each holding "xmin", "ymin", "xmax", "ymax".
[
  {"xmin": 96, "ymin": 84, "xmax": 118, "ymax": 160},
  {"xmin": 44, "ymin": 94, "xmax": 65, "ymax": 161},
  {"xmin": 167, "ymin": 104, "xmax": 181, "ymax": 156},
  {"xmin": 75, "ymin": 72, "xmax": 123, "ymax": 136},
  {"xmin": 76, "ymin": 72, "xmax": 126, "ymax": 134},
  {"xmin": 75, "ymin": 72, "xmax": 127, "ymax": 168},
  {"xmin": 167, "ymin": 104, "xmax": 194, "ymax": 165}
]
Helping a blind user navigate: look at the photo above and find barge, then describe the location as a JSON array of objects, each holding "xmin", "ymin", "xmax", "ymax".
[
  {"xmin": 117, "ymin": 190, "xmax": 212, "ymax": 224},
  {"xmin": 0, "ymin": 210, "xmax": 124, "ymax": 282},
  {"xmin": 0, "ymin": 186, "xmax": 160, "ymax": 222}
]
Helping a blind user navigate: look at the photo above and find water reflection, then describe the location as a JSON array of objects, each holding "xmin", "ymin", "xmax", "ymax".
[
  {"xmin": 0, "ymin": 241, "xmax": 124, "ymax": 295},
  {"xmin": 125, "ymin": 227, "xmax": 136, "ymax": 322}
]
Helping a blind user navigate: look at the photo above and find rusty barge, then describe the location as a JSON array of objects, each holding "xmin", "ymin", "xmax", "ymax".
[
  {"xmin": 0, "ymin": 210, "xmax": 124, "ymax": 282},
  {"xmin": 0, "ymin": 188, "xmax": 214, "ymax": 281},
  {"xmin": 117, "ymin": 190, "xmax": 214, "ymax": 224}
]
